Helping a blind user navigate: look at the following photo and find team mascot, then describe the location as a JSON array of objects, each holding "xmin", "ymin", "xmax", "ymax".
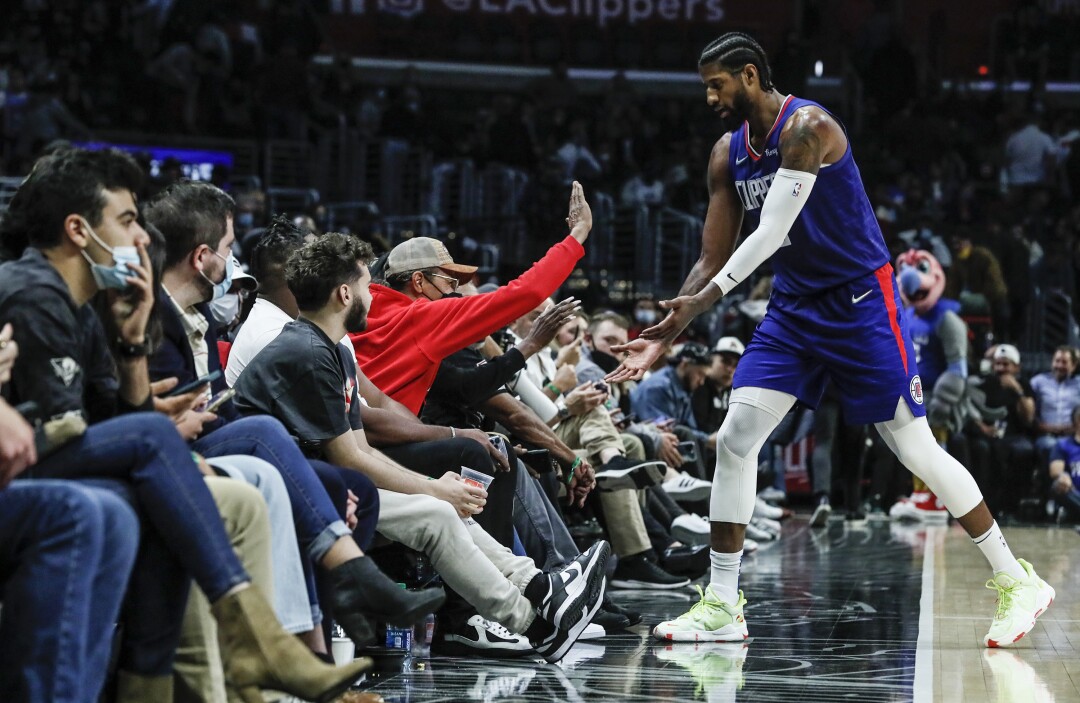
[{"xmin": 888, "ymin": 250, "xmax": 1004, "ymax": 522}]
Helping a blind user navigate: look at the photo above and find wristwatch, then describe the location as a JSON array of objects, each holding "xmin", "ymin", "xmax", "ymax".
[
  {"xmin": 116, "ymin": 338, "xmax": 151, "ymax": 358},
  {"xmin": 556, "ymin": 404, "xmax": 571, "ymax": 422}
]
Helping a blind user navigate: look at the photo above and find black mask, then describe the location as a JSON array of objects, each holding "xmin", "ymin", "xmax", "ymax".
[{"xmin": 591, "ymin": 348, "xmax": 621, "ymax": 374}]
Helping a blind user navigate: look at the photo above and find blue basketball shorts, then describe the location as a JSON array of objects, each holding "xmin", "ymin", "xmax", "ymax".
[{"xmin": 733, "ymin": 263, "xmax": 927, "ymax": 425}]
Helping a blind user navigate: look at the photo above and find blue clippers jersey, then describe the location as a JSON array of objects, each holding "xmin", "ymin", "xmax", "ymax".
[{"xmin": 728, "ymin": 95, "xmax": 889, "ymax": 296}]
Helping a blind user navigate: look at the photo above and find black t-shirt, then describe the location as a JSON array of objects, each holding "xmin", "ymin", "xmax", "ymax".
[
  {"xmin": 981, "ymin": 374, "xmax": 1033, "ymax": 436},
  {"xmin": 691, "ymin": 381, "xmax": 731, "ymax": 435},
  {"xmin": 233, "ymin": 318, "xmax": 362, "ymax": 446}
]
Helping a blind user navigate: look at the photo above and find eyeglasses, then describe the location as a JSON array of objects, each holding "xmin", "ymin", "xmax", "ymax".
[{"xmin": 422, "ymin": 271, "xmax": 459, "ymax": 291}]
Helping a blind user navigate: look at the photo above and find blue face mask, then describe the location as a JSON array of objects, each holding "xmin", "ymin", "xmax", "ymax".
[
  {"xmin": 200, "ymin": 250, "xmax": 234, "ymax": 301},
  {"xmin": 79, "ymin": 220, "xmax": 139, "ymax": 292}
]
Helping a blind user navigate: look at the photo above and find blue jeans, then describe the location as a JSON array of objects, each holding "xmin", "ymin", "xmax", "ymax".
[
  {"xmin": 512, "ymin": 458, "xmax": 579, "ymax": 571},
  {"xmin": 193, "ymin": 416, "xmax": 355, "ymax": 564},
  {"xmin": 208, "ymin": 455, "xmax": 317, "ymax": 633},
  {"xmin": 309, "ymin": 460, "xmax": 379, "ymax": 551},
  {"xmin": 0, "ymin": 480, "xmax": 139, "ymax": 703},
  {"xmin": 27, "ymin": 413, "xmax": 251, "ymax": 675}
]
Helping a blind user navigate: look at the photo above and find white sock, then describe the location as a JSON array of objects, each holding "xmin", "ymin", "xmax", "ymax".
[
  {"xmin": 709, "ymin": 549, "xmax": 742, "ymax": 604},
  {"xmin": 972, "ymin": 521, "xmax": 1025, "ymax": 581}
]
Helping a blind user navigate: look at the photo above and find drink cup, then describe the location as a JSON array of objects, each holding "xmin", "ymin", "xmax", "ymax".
[
  {"xmin": 331, "ymin": 636, "xmax": 355, "ymax": 666},
  {"xmin": 460, "ymin": 466, "xmax": 494, "ymax": 490}
]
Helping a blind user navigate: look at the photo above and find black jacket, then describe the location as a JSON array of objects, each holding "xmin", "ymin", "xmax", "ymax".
[
  {"xmin": 149, "ymin": 285, "xmax": 239, "ymax": 435},
  {"xmin": 0, "ymin": 248, "xmax": 148, "ymax": 423}
]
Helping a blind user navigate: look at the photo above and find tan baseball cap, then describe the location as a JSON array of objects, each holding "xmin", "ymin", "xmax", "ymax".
[{"xmin": 385, "ymin": 237, "xmax": 477, "ymax": 280}]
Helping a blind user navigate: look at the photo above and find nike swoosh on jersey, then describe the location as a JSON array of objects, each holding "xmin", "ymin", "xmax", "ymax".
[
  {"xmin": 736, "ymin": 156, "xmax": 748, "ymax": 165},
  {"xmin": 851, "ymin": 289, "xmax": 873, "ymax": 304}
]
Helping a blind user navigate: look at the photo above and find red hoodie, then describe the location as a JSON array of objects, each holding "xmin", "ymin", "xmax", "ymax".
[{"xmin": 351, "ymin": 235, "xmax": 585, "ymax": 414}]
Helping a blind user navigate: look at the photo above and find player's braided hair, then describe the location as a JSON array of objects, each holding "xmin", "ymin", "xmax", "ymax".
[{"xmin": 698, "ymin": 32, "xmax": 775, "ymax": 91}]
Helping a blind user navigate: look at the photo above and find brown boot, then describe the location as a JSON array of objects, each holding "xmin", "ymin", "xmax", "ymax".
[
  {"xmin": 211, "ymin": 586, "xmax": 372, "ymax": 703},
  {"xmin": 115, "ymin": 670, "xmax": 173, "ymax": 703}
]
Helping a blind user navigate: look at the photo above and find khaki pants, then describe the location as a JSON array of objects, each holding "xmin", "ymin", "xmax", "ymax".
[
  {"xmin": 174, "ymin": 477, "xmax": 273, "ymax": 703},
  {"xmin": 557, "ymin": 409, "xmax": 652, "ymax": 558},
  {"xmin": 376, "ymin": 490, "xmax": 540, "ymax": 633}
]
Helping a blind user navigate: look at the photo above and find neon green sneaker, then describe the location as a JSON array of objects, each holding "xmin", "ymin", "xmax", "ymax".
[
  {"xmin": 984, "ymin": 558, "xmax": 1055, "ymax": 648},
  {"xmin": 655, "ymin": 642, "xmax": 748, "ymax": 697},
  {"xmin": 653, "ymin": 585, "xmax": 749, "ymax": 642}
]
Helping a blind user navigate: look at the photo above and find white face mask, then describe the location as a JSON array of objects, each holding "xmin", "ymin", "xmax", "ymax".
[{"xmin": 209, "ymin": 292, "xmax": 241, "ymax": 327}]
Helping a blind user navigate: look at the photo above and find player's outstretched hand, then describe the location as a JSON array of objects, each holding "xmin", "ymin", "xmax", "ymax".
[
  {"xmin": 605, "ymin": 337, "xmax": 667, "ymax": 383},
  {"xmin": 641, "ymin": 293, "xmax": 711, "ymax": 341},
  {"xmin": 566, "ymin": 181, "xmax": 593, "ymax": 244}
]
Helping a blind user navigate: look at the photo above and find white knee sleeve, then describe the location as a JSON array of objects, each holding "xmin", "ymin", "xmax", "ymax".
[
  {"xmin": 710, "ymin": 388, "xmax": 796, "ymax": 524},
  {"xmin": 875, "ymin": 399, "xmax": 984, "ymax": 517}
]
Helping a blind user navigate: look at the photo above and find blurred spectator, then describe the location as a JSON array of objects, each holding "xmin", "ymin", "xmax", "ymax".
[
  {"xmin": 1031, "ymin": 345, "xmax": 1080, "ymax": 468},
  {"xmin": 630, "ymin": 342, "xmax": 716, "ymax": 448},
  {"xmin": 945, "ymin": 227, "xmax": 1009, "ymax": 338},
  {"xmin": 1005, "ymin": 113, "xmax": 1058, "ymax": 192},
  {"xmin": 691, "ymin": 337, "xmax": 744, "ymax": 435},
  {"xmin": 1048, "ymin": 406, "xmax": 1080, "ymax": 521},
  {"xmin": 977, "ymin": 344, "xmax": 1037, "ymax": 515}
]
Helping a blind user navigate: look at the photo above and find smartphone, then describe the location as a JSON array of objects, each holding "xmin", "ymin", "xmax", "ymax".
[
  {"xmin": 205, "ymin": 387, "xmax": 236, "ymax": 413},
  {"xmin": 520, "ymin": 448, "xmax": 556, "ymax": 474},
  {"xmin": 488, "ymin": 434, "xmax": 509, "ymax": 463},
  {"xmin": 164, "ymin": 370, "xmax": 221, "ymax": 398},
  {"xmin": 678, "ymin": 440, "xmax": 698, "ymax": 463}
]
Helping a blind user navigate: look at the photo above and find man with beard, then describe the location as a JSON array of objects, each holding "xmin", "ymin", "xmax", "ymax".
[
  {"xmin": 607, "ymin": 31, "xmax": 1053, "ymax": 649},
  {"xmin": 234, "ymin": 233, "xmax": 609, "ymax": 663},
  {"xmin": 149, "ymin": 182, "xmax": 444, "ymax": 656},
  {"xmin": 630, "ymin": 342, "xmax": 716, "ymax": 448}
]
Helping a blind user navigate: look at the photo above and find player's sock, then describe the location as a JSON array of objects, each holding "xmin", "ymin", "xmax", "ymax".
[
  {"xmin": 972, "ymin": 521, "xmax": 1025, "ymax": 581},
  {"xmin": 709, "ymin": 549, "xmax": 742, "ymax": 604}
]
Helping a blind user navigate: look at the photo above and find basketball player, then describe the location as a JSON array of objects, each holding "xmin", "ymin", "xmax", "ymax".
[{"xmin": 605, "ymin": 32, "xmax": 1053, "ymax": 648}]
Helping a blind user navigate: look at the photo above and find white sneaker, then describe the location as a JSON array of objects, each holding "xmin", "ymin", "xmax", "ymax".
[
  {"xmin": 653, "ymin": 585, "xmax": 749, "ymax": 642},
  {"xmin": 663, "ymin": 472, "xmax": 712, "ymax": 502},
  {"xmin": 890, "ymin": 492, "xmax": 948, "ymax": 523},
  {"xmin": 745, "ymin": 520, "xmax": 775, "ymax": 542},
  {"xmin": 671, "ymin": 513, "xmax": 711, "ymax": 546},
  {"xmin": 984, "ymin": 559, "xmax": 1054, "ymax": 648},
  {"xmin": 753, "ymin": 496, "xmax": 784, "ymax": 520},
  {"xmin": 578, "ymin": 622, "xmax": 606, "ymax": 640},
  {"xmin": 440, "ymin": 614, "xmax": 534, "ymax": 656},
  {"xmin": 754, "ymin": 516, "xmax": 782, "ymax": 533},
  {"xmin": 742, "ymin": 538, "xmax": 759, "ymax": 554},
  {"xmin": 757, "ymin": 487, "xmax": 786, "ymax": 504}
]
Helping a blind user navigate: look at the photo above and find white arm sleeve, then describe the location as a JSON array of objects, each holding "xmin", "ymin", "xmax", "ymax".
[
  {"xmin": 506, "ymin": 370, "xmax": 559, "ymax": 424},
  {"xmin": 711, "ymin": 168, "xmax": 817, "ymax": 295}
]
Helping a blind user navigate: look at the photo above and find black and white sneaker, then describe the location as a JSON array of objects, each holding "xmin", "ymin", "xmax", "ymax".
[
  {"xmin": 539, "ymin": 541, "xmax": 610, "ymax": 631},
  {"xmin": 595, "ymin": 457, "xmax": 667, "ymax": 491},
  {"xmin": 810, "ymin": 497, "xmax": 832, "ymax": 528},
  {"xmin": 434, "ymin": 614, "xmax": 534, "ymax": 658},
  {"xmin": 610, "ymin": 553, "xmax": 691, "ymax": 590},
  {"xmin": 532, "ymin": 573, "xmax": 606, "ymax": 663}
]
